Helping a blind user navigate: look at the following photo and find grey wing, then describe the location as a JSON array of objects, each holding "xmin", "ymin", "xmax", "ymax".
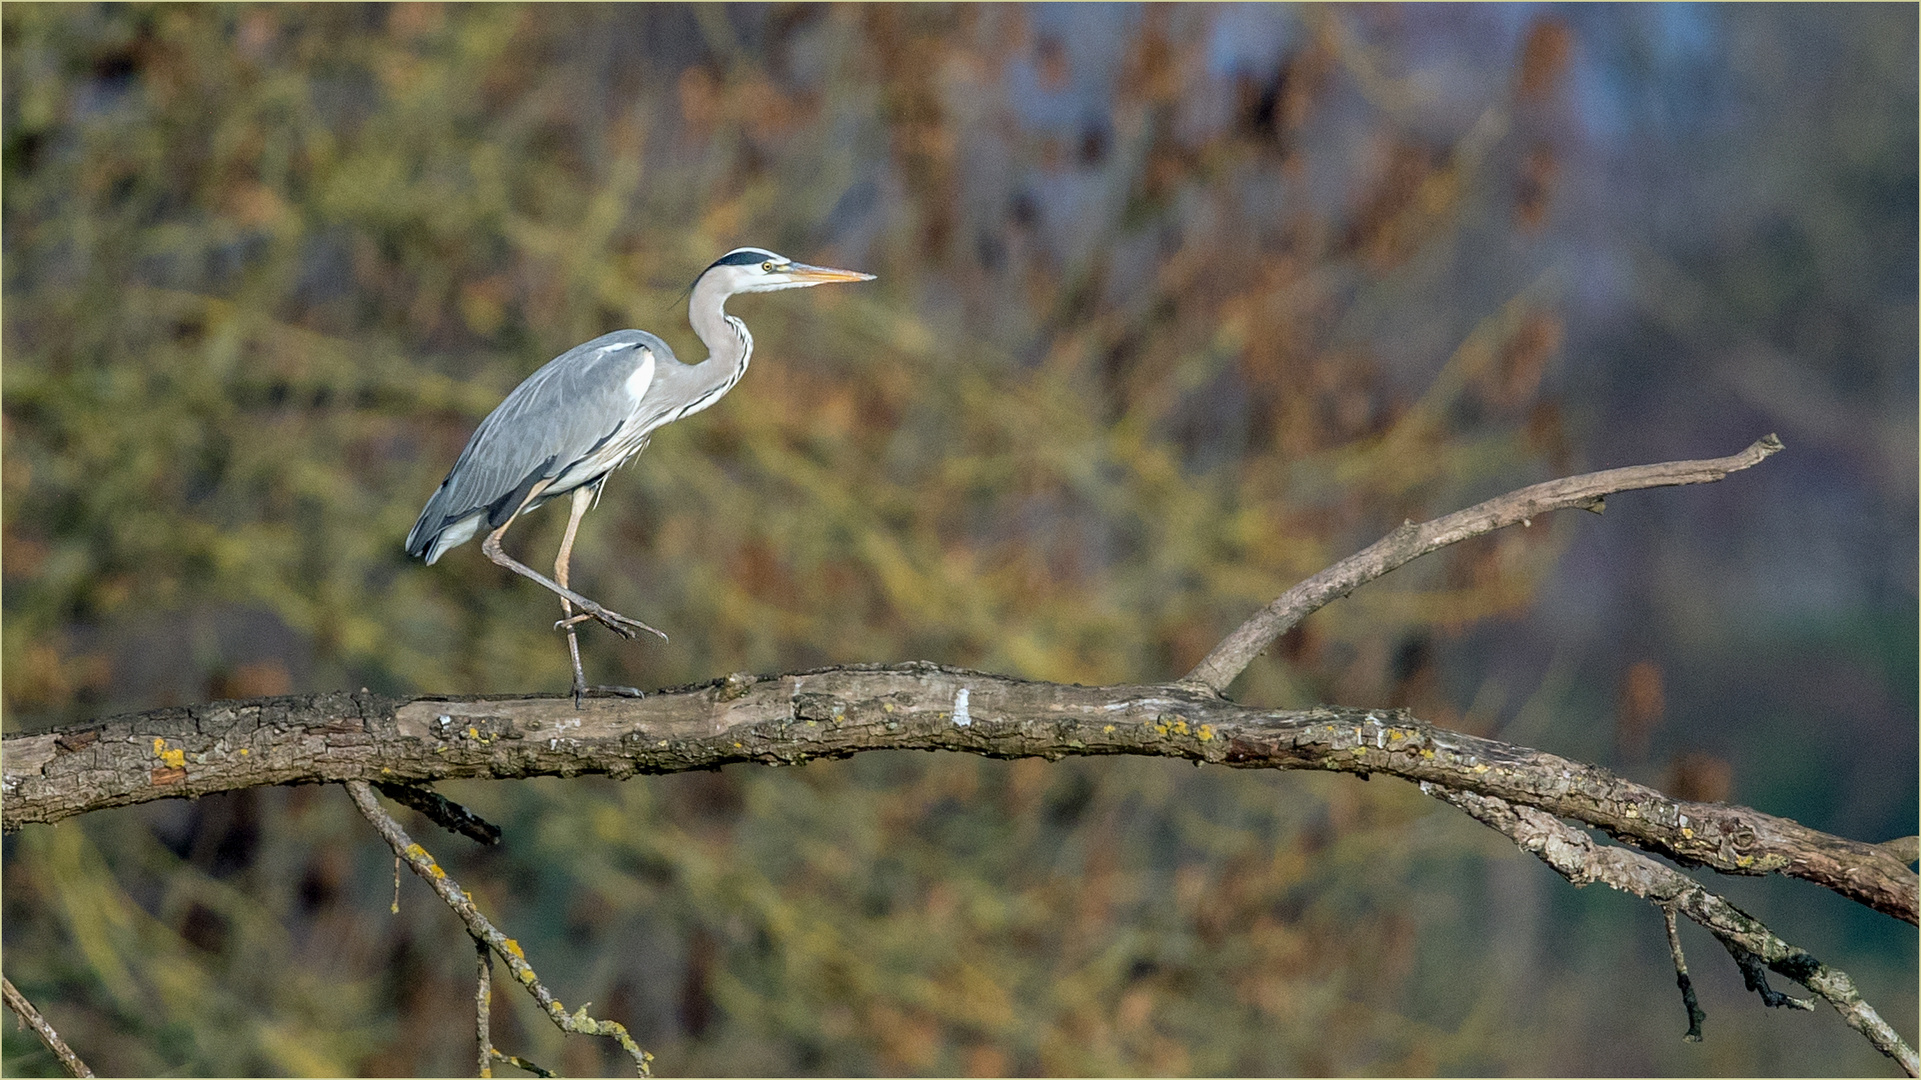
[{"xmin": 406, "ymin": 330, "xmax": 673, "ymax": 563}]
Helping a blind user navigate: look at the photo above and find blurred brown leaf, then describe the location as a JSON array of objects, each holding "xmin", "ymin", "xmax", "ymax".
[
  {"xmin": 1617, "ymin": 659, "xmax": 1667, "ymax": 761},
  {"xmin": 1666, "ymin": 751, "xmax": 1735, "ymax": 805}
]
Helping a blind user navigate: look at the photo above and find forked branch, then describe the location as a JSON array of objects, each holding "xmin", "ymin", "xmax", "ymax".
[
  {"xmin": 344, "ymin": 781, "xmax": 652, "ymax": 1077},
  {"xmin": 1430, "ymin": 786, "xmax": 1917, "ymax": 1076}
]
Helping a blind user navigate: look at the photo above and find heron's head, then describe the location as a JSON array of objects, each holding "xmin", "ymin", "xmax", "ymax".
[{"xmin": 695, "ymin": 247, "xmax": 875, "ymax": 296}]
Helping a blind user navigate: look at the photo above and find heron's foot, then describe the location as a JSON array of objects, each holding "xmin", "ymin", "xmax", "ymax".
[
  {"xmin": 570, "ymin": 681, "xmax": 646, "ymax": 709},
  {"xmin": 555, "ymin": 603, "xmax": 670, "ymax": 643},
  {"xmin": 582, "ymin": 684, "xmax": 645, "ymax": 698}
]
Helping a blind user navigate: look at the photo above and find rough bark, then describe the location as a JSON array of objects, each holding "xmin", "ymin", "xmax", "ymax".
[{"xmin": 5, "ymin": 663, "xmax": 1912, "ymax": 924}]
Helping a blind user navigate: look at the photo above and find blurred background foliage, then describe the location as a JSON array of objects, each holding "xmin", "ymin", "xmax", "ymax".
[{"xmin": 1, "ymin": 4, "xmax": 1913, "ymax": 1076}]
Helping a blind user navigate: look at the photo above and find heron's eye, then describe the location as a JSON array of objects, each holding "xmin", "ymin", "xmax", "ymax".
[{"xmin": 761, "ymin": 261, "xmax": 775, "ymax": 272}]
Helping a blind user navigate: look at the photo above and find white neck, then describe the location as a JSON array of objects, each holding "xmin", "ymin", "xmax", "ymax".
[{"xmin": 676, "ymin": 273, "xmax": 755, "ymax": 419}]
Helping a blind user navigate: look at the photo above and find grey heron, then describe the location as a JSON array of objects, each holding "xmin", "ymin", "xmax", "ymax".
[{"xmin": 406, "ymin": 247, "xmax": 874, "ymax": 700}]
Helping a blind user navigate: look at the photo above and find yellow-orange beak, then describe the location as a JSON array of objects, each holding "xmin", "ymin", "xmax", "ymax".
[{"xmin": 783, "ymin": 262, "xmax": 876, "ymax": 284}]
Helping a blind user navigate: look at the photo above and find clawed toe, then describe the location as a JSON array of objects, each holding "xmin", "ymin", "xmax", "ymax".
[
  {"xmin": 555, "ymin": 608, "xmax": 667, "ymax": 642},
  {"xmin": 554, "ymin": 594, "xmax": 666, "ymax": 708},
  {"xmin": 571, "ymin": 682, "xmax": 645, "ymax": 708},
  {"xmin": 584, "ymin": 685, "xmax": 645, "ymax": 698},
  {"xmin": 557, "ymin": 613, "xmax": 637, "ymax": 639},
  {"xmin": 603, "ymin": 613, "xmax": 667, "ymax": 642}
]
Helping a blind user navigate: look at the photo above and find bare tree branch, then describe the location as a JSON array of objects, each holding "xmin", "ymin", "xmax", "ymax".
[
  {"xmin": 474, "ymin": 943, "xmax": 554, "ymax": 1077},
  {"xmin": 3, "ymin": 434, "xmax": 1909, "ymax": 1073},
  {"xmin": 5, "ymin": 668, "xmax": 1912, "ymax": 923},
  {"xmin": 1182, "ymin": 435, "xmax": 1785, "ymax": 694},
  {"xmin": 344, "ymin": 781, "xmax": 653, "ymax": 1077},
  {"xmin": 1429, "ymin": 786, "xmax": 1918, "ymax": 1076},
  {"xmin": 2, "ymin": 975, "xmax": 96, "ymax": 1078}
]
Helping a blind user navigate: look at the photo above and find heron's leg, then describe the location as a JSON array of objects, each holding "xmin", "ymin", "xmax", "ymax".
[
  {"xmin": 553, "ymin": 481, "xmax": 645, "ymax": 706},
  {"xmin": 554, "ymin": 485, "xmax": 590, "ymax": 698},
  {"xmin": 479, "ymin": 484, "xmax": 669, "ymax": 644}
]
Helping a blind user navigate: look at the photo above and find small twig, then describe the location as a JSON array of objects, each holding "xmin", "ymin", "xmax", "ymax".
[
  {"xmin": 1430, "ymin": 786, "xmax": 1918, "ymax": 1076},
  {"xmin": 2, "ymin": 975, "xmax": 95, "ymax": 1078},
  {"xmin": 344, "ymin": 781, "xmax": 653, "ymax": 1077},
  {"xmin": 472, "ymin": 963, "xmax": 556, "ymax": 1079},
  {"xmin": 1184, "ymin": 435, "xmax": 1784, "ymax": 693},
  {"xmin": 1724, "ymin": 940, "xmax": 1815, "ymax": 1012},
  {"xmin": 477, "ymin": 940, "xmax": 494, "ymax": 1079},
  {"xmin": 470, "ymin": 950, "xmax": 557, "ymax": 1077},
  {"xmin": 375, "ymin": 781, "xmax": 503, "ymax": 846},
  {"xmin": 1662, "ymin": 907, "xmax": 1707, "ymax": 1042}
]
